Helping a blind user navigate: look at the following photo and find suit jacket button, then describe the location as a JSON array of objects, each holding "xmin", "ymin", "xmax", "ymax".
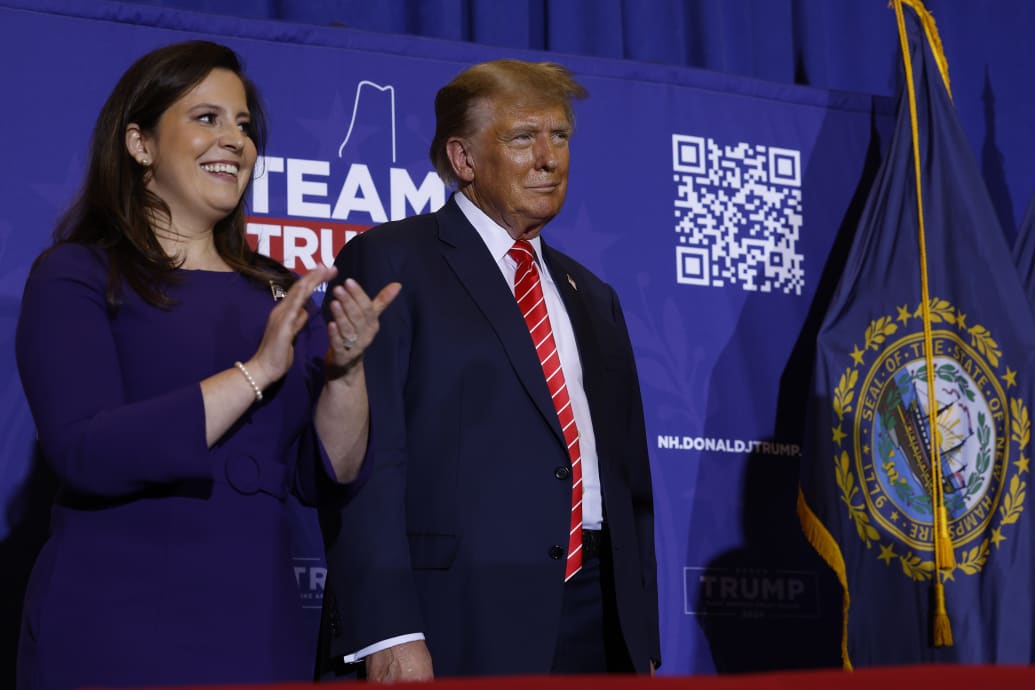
[
  {"xmin": 549, "ymin": 545, "xmax": 564, "ymax": 560},
  {"xmin": 554, "ymin": 466, "xmax": 570, "ymax": 480}
]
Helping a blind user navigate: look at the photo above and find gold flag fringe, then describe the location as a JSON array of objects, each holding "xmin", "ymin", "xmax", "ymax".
[{"xmin": 797, "ymin": 489, "xmax": 853, "ymax": 670}]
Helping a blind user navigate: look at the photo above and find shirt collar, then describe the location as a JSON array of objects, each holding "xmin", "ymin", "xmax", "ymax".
[{"xmin": 454, "ymin": 191, "xmax": 545, "ymax": 267}]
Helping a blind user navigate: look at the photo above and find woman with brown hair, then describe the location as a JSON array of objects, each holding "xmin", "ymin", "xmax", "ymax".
[{"xmin": 15, "ymin": 40, "xmax": 398, "ymax": 688}]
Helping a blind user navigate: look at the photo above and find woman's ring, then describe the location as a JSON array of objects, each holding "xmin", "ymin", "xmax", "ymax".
[{"xmin": 343, "ymin": 334, "xmax": 358, "ymax": 350}]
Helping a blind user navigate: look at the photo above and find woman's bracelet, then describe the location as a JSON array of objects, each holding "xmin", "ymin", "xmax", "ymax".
[{"xmin": 234, "ymin": 361, "xmax": 263, "ymax": 402}]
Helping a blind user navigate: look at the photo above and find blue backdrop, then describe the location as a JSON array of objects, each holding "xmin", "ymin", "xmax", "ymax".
[
  {"xmin": 0, "ymin": 0, "xmax": 1028, "ymax": 681},
  {"xmin": 106, "ymin": 0, "xmax": 1035, "ymax": 246}
]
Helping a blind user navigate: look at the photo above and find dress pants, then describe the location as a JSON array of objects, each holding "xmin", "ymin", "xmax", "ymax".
[{"xmin": 551, "ymin": 529, "xmax": 634, "ymax": 674}]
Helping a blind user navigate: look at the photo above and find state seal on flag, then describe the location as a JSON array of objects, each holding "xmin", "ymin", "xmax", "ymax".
[{"xmin": 831, "ymin": 298, "xmax": 1029, "ymax": 580}]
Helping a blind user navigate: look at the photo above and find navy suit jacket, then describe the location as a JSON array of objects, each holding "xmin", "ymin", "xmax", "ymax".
[{"xmin": 319, "ymin": 196, "xmax": 660, "ymax": 676}]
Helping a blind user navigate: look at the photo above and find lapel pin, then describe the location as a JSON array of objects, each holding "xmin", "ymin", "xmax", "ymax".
[
  {"xmin": 270, "ymin": 281, "xmax": 287, "ymax": 302},
  {"xmin": 566, "ymin": 273, "xmax": 577, "ymax": 291}
]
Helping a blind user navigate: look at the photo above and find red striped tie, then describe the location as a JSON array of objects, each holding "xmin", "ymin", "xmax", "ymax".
[{"xmin": 509, "ymin": 240, "xmax": 582, "ymax": 582}]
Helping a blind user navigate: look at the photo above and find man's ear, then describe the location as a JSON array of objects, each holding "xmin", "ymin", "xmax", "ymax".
[
  {"xmin": 125, "ymin": 124, "xmax": 153, "ymax": 167},
  {"xmin": 446, "ymin": 137, "xmax": 476, "ymax": 183}
]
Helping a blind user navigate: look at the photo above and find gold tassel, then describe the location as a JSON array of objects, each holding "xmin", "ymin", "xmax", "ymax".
[
  {"xmin": 934, "ymin": 506, "xmax": 956, "ymax": 569},
  {"xmin": 932, "ymin": 580, "xmax": 954, "ymax": 646},
  {"xmin": 893, "ymin": 0, "xmax": 958, "ymax": 646}
]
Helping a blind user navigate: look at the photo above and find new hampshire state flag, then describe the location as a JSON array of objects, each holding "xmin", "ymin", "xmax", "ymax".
[{"xmin": 798, "ymin": 0, "xmax": 1035, "ymax": 668}]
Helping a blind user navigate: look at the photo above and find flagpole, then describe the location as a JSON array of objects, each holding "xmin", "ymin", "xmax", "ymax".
[{"xmin": 893, "ymin": 0, "xmax": 955, "ymax": 647}]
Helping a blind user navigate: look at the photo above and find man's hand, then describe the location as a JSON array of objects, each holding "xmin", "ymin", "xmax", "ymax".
[{"xmin": 366, "ymin": 640, "xmax": 434, "ymax": 683}]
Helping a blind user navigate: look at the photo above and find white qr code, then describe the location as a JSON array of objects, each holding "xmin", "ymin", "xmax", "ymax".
[{"xmin": 672, "ymin": 134, "xmax": 804, "ymax": 295}]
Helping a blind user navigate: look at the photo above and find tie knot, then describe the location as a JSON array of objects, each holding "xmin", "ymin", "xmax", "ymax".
[{"xmin": 508, "ymin": 240, "xmax": 535, "ymax": 269}]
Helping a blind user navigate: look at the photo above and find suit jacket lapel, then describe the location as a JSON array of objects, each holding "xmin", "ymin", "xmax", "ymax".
[
  {"xmin": 542, "ymin": 244, "xmax": 607, "ymax": 416},
  {"xmin": 436, "ymin": 198, "xmax": 566, "ymax": 447}
]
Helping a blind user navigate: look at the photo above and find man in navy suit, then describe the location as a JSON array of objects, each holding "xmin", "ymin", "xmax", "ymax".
[{"xmin": 319, "ymin": 59, "xmax": 659, "ymax": 681}]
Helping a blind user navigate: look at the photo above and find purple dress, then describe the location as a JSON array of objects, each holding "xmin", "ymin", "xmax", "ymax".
[{"xmin": 15, "ymin": 243, "xmax": 332, "ymax": 688}]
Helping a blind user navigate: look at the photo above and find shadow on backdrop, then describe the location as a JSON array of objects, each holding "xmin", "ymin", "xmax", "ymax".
[
  {"xmin": 0, "ymin": 446, "xmax": 54, "ymax": 685},
  {"xmin": 693, "ymin": 105, "xmax": 886, "ymax": 673},
  {"xmin": 981, "ymin": 68, "xmax": 1016, "ymax": 245}
]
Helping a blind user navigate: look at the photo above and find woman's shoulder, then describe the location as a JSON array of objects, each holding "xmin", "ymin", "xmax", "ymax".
[
  {"xmin": 30, "ymin": 242, "xmax": 108, "ymax": 282},
  {"xmin": 19, "ymin": 243, "xmax": 110, "ymax": 314}
]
